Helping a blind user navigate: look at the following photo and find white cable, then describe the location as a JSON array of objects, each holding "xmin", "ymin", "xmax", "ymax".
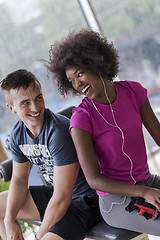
[
  {"xmin": 92, "ymin": 75, "xmax": 137, "ymax": 214},
  {"xmin": 92, "ymin": 75, "xmax": 136, "ymax": 184},
  {"xmin": 99, "ymin": 195, "xmax": 126, "ymax": 213}
]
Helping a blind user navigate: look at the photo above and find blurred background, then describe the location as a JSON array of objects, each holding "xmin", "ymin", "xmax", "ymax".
[
  {"xmin": 0, "ymin": 0, "xmax": 160, "ymax": 238},
  {"xmin": 0, "ymin": 0, "xmax": 160, "ymax": 142}
]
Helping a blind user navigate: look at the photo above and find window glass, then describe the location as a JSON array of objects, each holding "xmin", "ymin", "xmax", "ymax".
[
  {"xmin": 91, "ymin": 0, "xmax": 160, "ymax": 106},
  {"xmin": 0, "ymin": 0, "xmax": 86, "ymax": 139},
  {"xmin": 90, "ymin": 0, "xmax": 160, "ymax": 152}
]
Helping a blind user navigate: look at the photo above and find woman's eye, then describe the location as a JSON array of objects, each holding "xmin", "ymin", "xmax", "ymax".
[{"xmin": 78, "ymin": 72, "xmax": 83, "ymax": 78}]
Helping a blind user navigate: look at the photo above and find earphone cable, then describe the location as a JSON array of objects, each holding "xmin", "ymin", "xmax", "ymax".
[{"xmin": 93, "ymin": 75, "xmax": 136, "ymax": 185}]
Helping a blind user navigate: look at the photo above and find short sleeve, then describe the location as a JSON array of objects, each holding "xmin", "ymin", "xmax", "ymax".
[
  {"xmin": 126, "ymin": 81, "xmax": 147, "ymax": 108},
  {"xmin": 49, "ymin": 125, "xmax": 78, "ymax": 166},
  {"xmin": 9, "ymin": 131, "xmax": 28, "ymax": 163},
  {"xmin": 69, "ymin": 107, "xmax": 93, "ymax": 134}
]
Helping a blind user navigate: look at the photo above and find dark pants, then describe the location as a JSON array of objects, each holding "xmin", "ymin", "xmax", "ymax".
[{"xmin": 30, "ymin": 185, "xmax": 102, "ymax": 240}]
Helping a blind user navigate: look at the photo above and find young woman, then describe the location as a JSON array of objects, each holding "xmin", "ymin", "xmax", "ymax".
[{"xmin": 46, "ymin": 29, "xmax": 160, "ymax": 235}]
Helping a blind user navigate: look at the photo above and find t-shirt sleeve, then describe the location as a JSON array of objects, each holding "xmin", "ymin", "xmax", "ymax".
[
  {"xmin": 9, "ymin": 131, "xmax": 29, "ymax": 163},
  {"xmin": 49, "ymin": 124, "xmax": 78, "ymax": 166},
  {"xmin": 126, "ymin": 81, "xmax": 147, "ymax": 108},
  {"xmin": 69, "ymin": 107, "xmax": 93, "ymax": 134}
]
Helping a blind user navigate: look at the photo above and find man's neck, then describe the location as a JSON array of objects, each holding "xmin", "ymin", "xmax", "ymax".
[{"xmin": 26, "ymin": 127, "xmax": 40, "ymax": 139}]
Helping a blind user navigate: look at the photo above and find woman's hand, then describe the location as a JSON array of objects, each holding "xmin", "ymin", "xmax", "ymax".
[{"xmin": 143, "ymin": 187, "xmax": 160, "ymax": 211}]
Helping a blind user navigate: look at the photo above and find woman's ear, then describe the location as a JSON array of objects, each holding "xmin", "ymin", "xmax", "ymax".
[{"xmin": 6, "ymin": 103, "xmax": 17, "ymax": 114}]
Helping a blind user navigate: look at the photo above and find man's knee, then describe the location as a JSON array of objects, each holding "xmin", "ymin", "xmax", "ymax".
[{"xmin": 16, "ymin": 189, "xmax": 41, "ymax": 220}]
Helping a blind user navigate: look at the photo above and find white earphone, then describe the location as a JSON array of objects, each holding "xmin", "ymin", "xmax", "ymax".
[{"xmin": 92, "ymin": 74, "xmax": 136, "ymax": 213}]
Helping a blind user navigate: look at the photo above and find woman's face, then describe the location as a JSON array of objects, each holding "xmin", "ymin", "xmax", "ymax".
[{"xmin": 66, "ymin": 67, "xmax": 105, "ymax": 103}]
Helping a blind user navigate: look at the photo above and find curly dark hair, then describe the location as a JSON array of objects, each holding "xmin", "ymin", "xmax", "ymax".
[
  {"xmin": 45, "ymin": 29, "xmax": 120, "ymax": 96},
  {"xmin": 1, "ymin": 69, "xmax": 41, "ymax": 92}
]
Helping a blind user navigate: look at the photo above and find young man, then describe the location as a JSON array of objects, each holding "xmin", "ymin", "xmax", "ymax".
[{"xmin": 0, "ymin": 69, "xmax": 101, "ymax": 240}]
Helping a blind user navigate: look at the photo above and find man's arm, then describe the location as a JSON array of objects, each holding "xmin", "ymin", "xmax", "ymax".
[
  {"xmin": 4, "ymin": 160, "xmax": 33, "ymax": 240},
  {"xmin": 36, "ymin": 161, "xmax": 79, "ymax": 239}
]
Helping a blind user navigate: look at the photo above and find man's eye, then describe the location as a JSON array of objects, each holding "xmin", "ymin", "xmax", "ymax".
[
  {"xmin": 37, "ymin": 96, "xmax": 42, "ymax": 100},
  {"xmin": 22, "ymin": 101, "xmax": 29, "ymax": 106}
]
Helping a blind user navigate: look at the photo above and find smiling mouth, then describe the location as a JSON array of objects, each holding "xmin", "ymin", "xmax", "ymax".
[
  {"xmin": 29, "ymin": 111, "xmax": 41, "ymax": 117},
  {"xmin": 81, "ymin": 85, "xmax": 90, "ymax": 94}
]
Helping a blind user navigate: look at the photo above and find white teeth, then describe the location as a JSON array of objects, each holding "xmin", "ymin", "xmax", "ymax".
[
  {"xmin": 82, "ymin": 85, "xmax": 90, "ymax": 93},
  {"xmin": 30, "ymin": 112, "xmax": 40, "ymax": 117}
]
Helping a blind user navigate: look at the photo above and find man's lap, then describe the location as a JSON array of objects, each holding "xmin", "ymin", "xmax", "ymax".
[{"xmin": 29, "ymin": 185, "xmax": 102, "ymax": 240}]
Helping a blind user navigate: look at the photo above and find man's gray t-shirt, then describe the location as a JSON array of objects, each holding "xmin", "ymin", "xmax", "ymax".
[{"xmin": 9, "ymin": 108, "xmax": 95, "ymax": 198}]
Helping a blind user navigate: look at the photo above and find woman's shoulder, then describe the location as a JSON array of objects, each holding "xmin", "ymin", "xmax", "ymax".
[
  {"xmin": 113, "ymin": 80, "xmax": 146, "ymax": 91},
  {"xmin": 113, "ymin": 80, "xmax": 147, "ymax": 106},
  {"xmin": 73, "ymin": 97, "xmax": 93, "ymax": 115},
  {"xmin": 70, "ymin": 98, "xmax": 93, "ymax": 134}
]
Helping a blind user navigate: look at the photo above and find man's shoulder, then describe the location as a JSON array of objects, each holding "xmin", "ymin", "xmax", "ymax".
[
  {"xmin": 11, "ymin": 120, "xmax": 24, "ymax": 136},
  {"xmin": 9, "ymin": 120, "xmax": 25, "ymax": 148},
  {"xmin": 45, "ymin": 108, "xmax": 70, "ymax": 127},
  {"xmin": 41, "ymin": 109, "xmax": 71, "ymax": 144}
]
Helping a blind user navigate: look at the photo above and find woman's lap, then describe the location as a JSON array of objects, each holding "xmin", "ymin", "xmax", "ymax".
[{"xmin": 99, "ymin": 174, "xmax": 160, "ymax": 236}]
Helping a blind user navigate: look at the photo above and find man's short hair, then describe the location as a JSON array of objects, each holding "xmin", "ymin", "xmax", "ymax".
[
  {"xmin": 1, "ymin": 69, "xmax": 41, "ymax": 91},
  {"xmin": 1, "ymin": 69, "xmax": 41, "ymax": 104}
]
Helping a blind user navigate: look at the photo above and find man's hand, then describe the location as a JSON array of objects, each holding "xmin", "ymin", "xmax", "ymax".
[{"xmin": 4, "ymin": 219, "xmax": 24, "ymax": 240}]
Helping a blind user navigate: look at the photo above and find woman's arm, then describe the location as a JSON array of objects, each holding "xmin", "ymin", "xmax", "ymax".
[
  {"xmin": 36, "ymin": 162, "xmax": 79, "ymax": 239},
  {"xmin": 71, "ymin": 127, "xmax": 160, "ymax": 210},
  {"xmin": 140, "ymin": 97, "xmax": 160, "ymax": 146}
]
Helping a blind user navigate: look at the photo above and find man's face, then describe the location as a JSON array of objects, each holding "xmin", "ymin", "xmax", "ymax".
[{"xmin": 7, "ymin": 82, "xmax": 45, "ymax": 136}]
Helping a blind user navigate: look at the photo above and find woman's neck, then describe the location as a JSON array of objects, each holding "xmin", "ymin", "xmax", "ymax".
[{"xmin": 97, "ymin": 81, "xmax": 116, "ymax": 105}]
